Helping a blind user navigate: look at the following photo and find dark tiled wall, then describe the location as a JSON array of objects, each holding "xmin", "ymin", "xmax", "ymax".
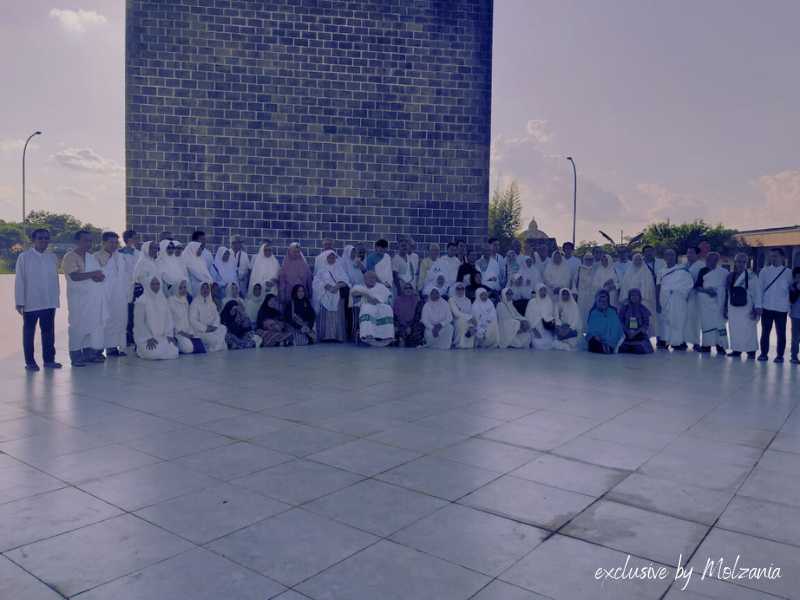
[{"xmin": 126, "ymin": 0, "xmax": 492, "ymax": 256}]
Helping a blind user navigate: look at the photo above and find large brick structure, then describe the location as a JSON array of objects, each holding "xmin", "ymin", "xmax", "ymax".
[{"xmin": 126, "ymin": 0, "xmax": 492, "ymax": 255}]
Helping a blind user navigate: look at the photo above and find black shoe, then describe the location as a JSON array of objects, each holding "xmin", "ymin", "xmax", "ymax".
[
  {"xmin": 747, "ymin": 351, "xmax": 757, "ymax": 360},
  {"xmin": 106, "ymin": 348, "xmax": 121, "ymax": 357},
  {"xmin": 672, "ymin": 343, "xmax": 688, "ymax": 351},
  {"xmin": 791, "ymin": 356, "xmax": 800, "ymax": 364},
  {"xmin": 43, "ymin": 361, "xmax": 62, "ymax": 369},
  {"xmin": 715, "ymin": 345, "xmax": 727, "ymax": 355},
  {"xmin": 774, "ymin": 356, "xmax": 784, "ymax": 364},
  {"xmin": 697, "ymin": 346, "xmax": 711, "ymax": 353},
  {"xmin": 25, "ymin": 363, "xmax": 40, "ymax": 372},
  {"xmin": 757, "ymin": 354, "xmax": 768, "ymax": 362},
  {"xmin": 70, "ymin": 351, "xmax": 86, "ymax": 367},
  {"xmin": 727, "ymin": 351, "xmax": 741, "ymax": 358},
  {"xmin": 656, "ymin": 340, "xmax": 668, "ymax": 350}
]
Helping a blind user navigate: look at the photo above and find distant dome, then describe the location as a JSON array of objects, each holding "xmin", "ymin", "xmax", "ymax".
[{"xmin": 525, "ymin": 218, "xmax": 549, "ymax": 239}]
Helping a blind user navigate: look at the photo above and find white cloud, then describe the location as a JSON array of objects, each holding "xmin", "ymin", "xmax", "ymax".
[
  {"xmin": 49, "ymin": 8, "xmax": 107, "ymax": 34},
  {"xmin": 754, "ymin": 170, "xmax": 800, "ymax": 225},
  {"xmin": 0, "ymin": 139, "xmax": 26, "ymax": 153},
  {"xmin": 631, "ymin": 182, "xmax": 711, "ymax": 224},
  {"xmin": 525, "ymin": 120, "xmax": 553, "ymax": 144},
  {"xmin": 51, "ymin": 147, "xmax": 122, "ymax": 174}
]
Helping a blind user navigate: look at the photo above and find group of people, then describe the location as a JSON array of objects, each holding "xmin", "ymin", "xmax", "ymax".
[{"xmin": 14, "ymin": 227, "xmax": 800, "ymax": 370}]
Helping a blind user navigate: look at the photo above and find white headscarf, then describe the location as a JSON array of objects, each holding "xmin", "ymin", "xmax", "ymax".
[
  {"xmin": 183, "ymin": 241, "xmax": 213, "ymax": 283},
  {"xmin": 342, "ymin": 245, "xmax": 364, "ymax": 286},
  {"xmin": 134, "ymin": 241, "xmax": 161, "ymax": 287},
  {"xmin": 157, "ymin": 240, "xmax": 189, "ymax": 294},
  {"xmin": 592, "ymin": 254, "xmax": 619, "ymax": 293},
  {"xmin": 214, "ymin": 246, "xmax": 238, "ymax": 286},
  {"xmin": 471, "ymin": 287, "xmax": 497, "ymax": 333},
  {"xmin": 312, "ymin": 253, "xmax": 349, "ymax": 311},
  {"xmin": 448, "ymin": 282, "xmax": 472, "ymax": 317},
  {"xmin": 422, "ymin": 293, "xmax": 452, "ymax": 325},
  {"xmin": 556, "ymin": 289, "xmax": 581, "ymax": 332},
  {"xmin": 223, "ymin": 282, "xmax": 244, "ymax": 309},
  {"xmin": 189, "ymin": 284, "xmax": 221, "ymax": 334},
  {"xmin": 423, "ymin": 274, "xmax": 450, "ymax": 297},
  {"xmin": 167, "ymin": 280, "xmax": 192, "ymax": 333},
  {"xmin": 543, "ymin": 250, "xmax": 572, "ymax": 292},
  {"xmin": 137, "ymin": 275, "xmax": 173, "ymax": 338},
  {"xmin": 619, "ymin": 253, "xmax": 656, "ymax": 304},
  {"xmin": 244, "ymin": 283, "xmax": 265, "ymax": 323},
  {"xmin": 248, "ymin": 243, "xmax": 280, "ymax": 294},
  {"xmin": 525, "ymin": 283, "xmax": 555, "ymax": 329}
]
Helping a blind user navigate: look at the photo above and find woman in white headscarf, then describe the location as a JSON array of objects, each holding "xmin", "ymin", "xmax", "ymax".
[
  {"xmin": 214, "ymin": 247, "xmax": 239, "ymax": 288},
  {"xmin": 592, "ymin": 253, "xmax": 620, "ymax": 308},
  {"xmin": 497, "ymin": 287, "xmax": 532, "ymax": 349},
  {"xmin": 134, "ymin": 276, "xmax": 179, "ymax": 360},
  {"xmin": 341, "ymin": 245, "xmax": 365, "ymax": 341},
  {"xmin": 471, "ymin": 287, "xmax": 499, "ymax": 349},
  {"xmin": 619, "ymin": 252, "xmax": 658, "ymax": 336},
  {"xmin": 134, "ymin": 241, "xmax": 161, "ymax": 288},
  {"xmin": 574, "ymin": 253, "xmax": 597, "ymax": 329},
  {"xmin": 525, "ymin": 283, "xmax": 556, "ymax": 350},
  {"xmin": 516, "ymin": 255, "xmax": 541, "ymax": 310},
  {"xmin": 543, "ymin": 250, "xmax": 573, "ymax": 294},
  {"xmin": 312, "ymin": 251, "xmax": 349, "ymax": 342},
  {"xmin": 420, "ymin": 288, "xmax": 453, "ymax": 349},
  {"xmin": 248, "ymin": 242, "xmax": 280, "ymax": 296},
  {"xmin": 189, "ymin": 281, "xmax": 228, "ymax": 352},
  {"xmin": 553, "ymin": 287, "xmax": 582, "ymax": 351},
  {"xmin": 183, "ymin": 241, "xmax": 214, "ymax": 298},
  {"xmin": 423, "ymin": 274, "xmax": 450, "ymax": 299},
  {"xmin": 244, "ymin": 282, "xmax": 265, "ymax": 324},
  {"xmin": 449, "ymin": 281, "xmax": 476, "ymax": 349},
  {"xmin": 167, "ymin": 280, "xmax": 201, "ymax": 354},
  {"xmin": 222, "ymin": 282, "xmax": 245, "ymax": 311},
  {"xmin": 157, "ymin": 240, "xmax": 188, "ymax": 296}
]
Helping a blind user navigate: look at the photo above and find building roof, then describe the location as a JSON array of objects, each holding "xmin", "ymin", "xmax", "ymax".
[{"xmin": 735, "ymin": 225, "xmax": 800, "ymax": 247}]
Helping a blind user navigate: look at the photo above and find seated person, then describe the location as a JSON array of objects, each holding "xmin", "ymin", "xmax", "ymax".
[
  {"xmin": 525, "ymin": 284, "xmax": 556, "ymax": 350},
  {"xmin": 167, "ymin": 279, "xmax": 205, "ymax": 354},
  {"xmin": 285, "ymin": 284, "xmax": 316, "ymax": 346},
  {"xmin": 256, "ymin": 293, "xmax": 295, "ymax": 347},
  {"xmin": 618, "ymin": 288, "xmax": 654, "ymax": 354},
  {"xmin": 471, "ymin": 287, "xmax": 499, "ymax": 348},
  {"xmin": 394, "ymin": 281, "xmax": 425, "ymax": 348},
  {"xmin": 134, "ymin": 276, "xmax": 180, "ymax": 361},
  {"xmin": 244, "ymin": 283, "xmax": 265, "ymax": 324},
  {"xmin": 449, "ymin": 281, "xmax": 476, "ymax": 349},
  {"xmin": 423, "ymin": 274, "xmax": 450, "ymax": 301},
  {"xmin": 189, "ymin": 281, "xmax": 228, "ymax": 352},
  {"xmin": 350, "ymin": 271, "xmax": 395, "ymax": 347},
  {"xmin": 552, "ymin": 287, "xmax": 581, "ymax": 351},
  {"xmin": 421, "ymin": 288, "xmax": 454, "ymax": 349},
  {"xmin": 585, "ymin": 289, "xmax": 623, "ymax": 354},
  {"xmin": 220, "ymin": 299, "xmax": 261, "ymax": 349},
  {"xmin": 497, "ymin": 287, "xmax": 532, "ymax": 349}
]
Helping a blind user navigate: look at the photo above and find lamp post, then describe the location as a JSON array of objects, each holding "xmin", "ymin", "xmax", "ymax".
[
  {"xmin": 22, "ymin": 131, "xmax": 42, "ymax": 238},
  {"xmin": 566, "ymin": 156, "xmax": 577, "ymax": 245}
]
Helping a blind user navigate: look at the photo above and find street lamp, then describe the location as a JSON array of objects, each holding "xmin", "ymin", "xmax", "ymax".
[
  {"xmin": 22, "ymin": 131, "xmax": 42, "ymax": 238},
  {"xmin": 566, "ymin": 156, "xmax": 577, "ymax": 245}
]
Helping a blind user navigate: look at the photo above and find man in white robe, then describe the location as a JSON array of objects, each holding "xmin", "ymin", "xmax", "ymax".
[
  {"xmin": 727, "ymin": 253, "xmax": 762, "ymax": 357},
  {"xmin": 119, "ymin": 229, "xmax": 141, "ymax": 346},
  {"xmin": 657, "ymin": 249, "xmax": 694, "ymax": 350},
  {"xmin": 392, "ymin": 238, "xmax": 417, "ymax": 291},
  {"xmin": 643, "ymin": 245, "xmax": 667, "ymax": 347},
  {"xmin": 477, "ymin": 241, "xmax": 504, "ymax": 293},
  {"xmin": 94, "ymin": 231, "xmax": 129, "ymax": 356},
  {"xmin": 15, "ymin": 228, "xmax": 61, "ymax": 370},
  {"xmin": 62, "ymin": 230, "xmax": 107, "ymax": 366},
  {"xmin": 366, "ymin": 240, "xmax": 394, "ymax": 288},
  {"xmin": 351, "ymin": 271, "xmax": 395, "ymax": 346},
  {"xmin": 694, "ymin": 252, "xmax": 728, "ymax": 354},
  {"xmin": 562, "ymin": 242, "xmax": 581, "ymax": 282},
  {"xmin": 682, "ymin": 246, "xmax": 706, "ymax": 350}
]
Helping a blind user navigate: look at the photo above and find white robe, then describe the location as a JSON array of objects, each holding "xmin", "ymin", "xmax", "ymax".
[
  {"xmin": 353, "ymin": 283, "xmax": 394, "ymax": 344},
  {"xmin": 183, "ymin": 242, "xmax": 214, "ymax": 297},
  {"xmin": 471, "ymin": 294, "xmax": 499, "ymax": 349},
  {"xmin": 697, "ymin": 266, "xmax": 728, "ymax": 348},
  {"xmin": 214, "ymin": 247, "xmax": 239, "ymax": 288},
  {"xmin": 497, "ymin": 294, "xmax": 531, "ymax": 349},
  {"xmin": 525, "ymin": 289, "xmax": 555, "ymax": 350},
  {"xmin": 392, "ymin": 253, "xmax": 416, "ymax": 289},
  {"xmin": 477, "ymin": 255, "xmax": 503, "ymax": 291},
  {"xmin": 421, "ymin": 298, "xmax": 454, "ymax": 350},
  {"xmin": 575, "ymin": 265, "xmax": 597, "ymax": 329},
  {"xmin": 313, "ymin": 259, "xmax": 349, "ymax": 312},
  {"xmin": 66, "ymin": 251, "xmax": 107, "ymax": 352},
  {"xmin": 157, "ymin": 241, "xmax": 189, "ymax": 296},
  {"xmin": 14, "ymin": 248, "xmax": 60, "ymax": 312},
  {"xmin": 373, "ymin": 254, "xmax": 394, "ymax": 288},
  {"xmin": 728, "ymin": 270, "xmax": 762, "ymax": 352},
  {"xmin": 249, "ymin": 245, "xmax": 280, "ymax": 296},
  {"xmin": 543, "ymin": 259, "xmax": 573, "ymax": 294},
  {"xmin": 449, "ymin": 295, "xmax": 475, "ymax": 349},
  {"xmin": 592, "ymin": 261, "xmax": 620, "ymax": 307},
  {"xmin": 553, "ymin": 295, "xmax": 581, "ymax": 351},
  {"xmin": 168, "ymin": 294, "xmax": 196, "ymax": 354},
  {"xmin": 683, "ymin": 259, "xmax": 706, "ymax": 346},
  {"xmin": 134, "ymin": 283, "xmax": 179, "ymax": 360},
  {"xmin": 188, "ymin": 295, "xmax": 228, "ymax": 352},
  {"xmin": 96, "ymin": 250, "xmax": 129, "ymax": 350},
  {"xmin": 658, "ymin": 265, "xmax": 694, "ymax": 346},
  {"xmin": 133, "ymin": 242, "xmax": 161, "ymax": 289}
]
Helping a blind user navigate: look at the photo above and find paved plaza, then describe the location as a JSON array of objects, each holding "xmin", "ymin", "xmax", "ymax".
[{"xmin": 1, "ymin": 344, "xmax": 798, "ymax": 599}]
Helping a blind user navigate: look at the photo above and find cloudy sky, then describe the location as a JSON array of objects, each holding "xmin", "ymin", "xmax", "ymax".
[{"xmin": 1, "ymin": 1, "xmax": 798, "ymax": 243}]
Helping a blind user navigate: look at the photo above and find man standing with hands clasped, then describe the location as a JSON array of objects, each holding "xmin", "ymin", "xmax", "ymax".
[
  {"xmin": 15, "ymin": 228, "xmax": 61, "ymax": 371},
  {"xmin": 758, "ymin": 248, "xmax": 793, "ymax": 363}
]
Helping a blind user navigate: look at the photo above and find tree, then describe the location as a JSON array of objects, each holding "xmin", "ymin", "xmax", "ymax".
[
  {"xmin": 25, "ymin": 210, "xmax": 102, "ymax": 245},
  {"xmin": 639, "ymin": 220, "xmax": 745, "ymax": 256},
  {"xmin": 488, "ymin": 181, "xmax": 523, "ymax": 251}
]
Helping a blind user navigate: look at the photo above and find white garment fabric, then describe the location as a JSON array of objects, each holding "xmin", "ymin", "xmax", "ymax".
[
  {"xmin": 244, "ymin": 287, "xmax": 265, "ymax": 324},
  {"xmin": 565, "ymin": 255, "xmax": 581, "ymax": 281},
  {"xmin": 697, "ymin": 266, "xmax": 729, "ymax": 348},
  {"xmin": 223, "ymin": 283, "xmax": 245, "ymax": 310},
  {"xmin": 314, "ymin": 249, "xmax": 336, "ymax": 274},
  {"xmin": 66, "ymin": 251, "xmax": 106, "ymax": 351},
  {"xmin": 133, "ymin": 242, "xmax": 161, "ymax": 288},
  {"xmin": 575, "ymin": 264, "xmax": 597, "ymax": 329},
  {"xmin": 658, "ymin": 264, "xmax": 694, "ymax": 346},
  {"xmin": 543, "ymin": 254, "xmax": 573, "ymax": 294},
  {"xmin": 392, "ymin": 254, "xmax": 416, "ymax": 288},
  {"xmin": 619, "ymin": 261, "xmax": 658, "ymax": 337},
  {"xmin": 613, "ymin": 261, "xmax": 630, "ymax": 282},
  {"xmin": 118, "ymin": 247, "xmax": 141, "ymax": 303},
  {"xmin": 728, "ymin": 269, "xmax": 762, "ymax": 352},
  {"xmin": 14, "ymin": 248, "xmax": 60, "ymax": 312},
  {"xmin": 214, "ymin": 247, "xmax": 239, "ymax": 287},
  {"xmin": 373, "ymin": 253, "xmax": 394, "ymax": 287},
  {"xmin": 134, "ymin": 277, "xmax": 179, "ymax": 360},
  {"xmin": 683, "ymin": 259, "xmax": 706, "ymax": 345},
  {"xmin": 96, "ymin": 250, "xmax": 129, "ymax": 349},
  {"xmin": 525, "ymin": 285, "xmax": 555, "ymax": 350},
  {"xmin": 421, "ymin": 297, "xmax": 454, "ymax": 349},
  {"xmin": 248, "ymin": 244, "xmax": 280, "ymax": 295},
  {"xmin": 553, "ymin": 293, "xmax": 582, "ymax": 351},
  {"xmin": 516, "ymin": 258, "xmax": 542, "ymax": 299},
  {"xmin": 341, "ymin": 245, "xmax": 365, "ymax": 290},
  {"xmin": 313, "ymin": 256, "xmax": 349, "ymax": 312},
  {"xmin": 168, "ymin": 291, "xmax": 196, "ymax": 354},
  {"xmin": 231, "ymin": 249, "xmax": 250, "ymax": 290},
  {"xmin": 157, "ymin": 241, "xmax": 189, "ymax": 295},
  {"xmin": 592, "ymin": 258, "xmax": 620, "ymax": 307},
  {"xmin": 449, "ymin": 293, "xmax": 475, "ymax": 349},
  {"xmin": 471, "ymin": 289, "xmax": 499, "ymax": 348},
  {"xmin": 497, "ymin": 290, "xmax": 531, "ymax": 349},
  {"xmin": 477, "ymin": 255, "xmax": 503, "ymax": 291},
  {"xmin": 352, "ymin": 283, "xmax": 394, "ymax": 342},
  {"xmin": 759, "ymin": 265, "xmax": 792, "ymax": 313},
  {"xmin": 188, "ymin": 294, "xmax": 228, "ymax": 352},
  {"xmin": 183, "ymin": 241, "xmax": 214, "ymax": 297}
]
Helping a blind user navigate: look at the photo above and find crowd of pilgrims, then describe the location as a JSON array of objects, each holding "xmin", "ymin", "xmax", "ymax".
[{"xmin": 14, "ymin": 227, "xmax": 800, "ymax": 369}]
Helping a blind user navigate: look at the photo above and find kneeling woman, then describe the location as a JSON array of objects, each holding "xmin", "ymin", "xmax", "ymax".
[
  {"xmin": 585, "ymin": 289, "xmax": 623, "ymax": 354},
  {"xmin": 189, "ymin": 282, "xmax": 228, "ymax": 352},
  {"xmin": 497, "ymin": 288, "xmax": 532, "ymax": 349},
  {"xmin": 134, "ymin": 276, "xmax": 179, "ymax": 360},
  {"xmin": 421, "ymin": 288, "xmax": 453, "ymax": 349},
  {"xmin": 168, "ymin": 280, "xmax": 204, "ymax": 354},
  {"xmin": 471, "ymin": 288, "xmax": 499, "ymax": 349},
  {"xmin": 525, "ymin": 284, "xmax": 556, "ymax": 350},
  {"xmin": 220, "ymin": 299, "xmax": 262, "ymax": 349},
  {"xmin": 552, "ymin": 288, "xmax": 581, "ymax": 351},
  {"xmin": 618, "ymin": 288, "xmax": 654, "ymax": 354}
]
